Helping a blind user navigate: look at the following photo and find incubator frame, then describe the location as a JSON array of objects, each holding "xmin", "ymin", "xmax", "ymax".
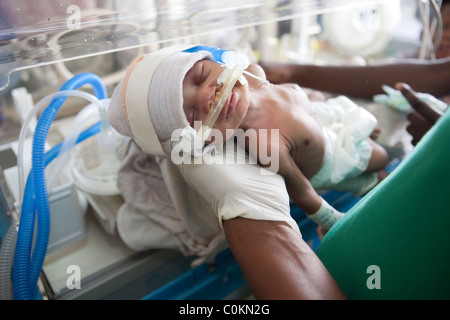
[{"xmin": 0, "ymin": 0, "xmax": 444, "ymax": 300}]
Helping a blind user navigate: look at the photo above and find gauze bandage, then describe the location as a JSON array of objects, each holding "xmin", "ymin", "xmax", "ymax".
[{"xmin": 308, "ymin": 198, "xmax": 344, "ymax": 230}]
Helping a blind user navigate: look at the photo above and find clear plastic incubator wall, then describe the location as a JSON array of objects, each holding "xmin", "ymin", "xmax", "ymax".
[{"xmin": 0, "ymin": 0, "xmax": 439, "ymax": 300}]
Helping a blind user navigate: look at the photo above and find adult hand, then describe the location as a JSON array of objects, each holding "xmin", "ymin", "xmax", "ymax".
[{"xmin": 395, "ymin": 82, "xmax": 444, "ymax": 146}]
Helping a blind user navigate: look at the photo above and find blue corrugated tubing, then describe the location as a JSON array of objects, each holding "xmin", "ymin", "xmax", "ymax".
[{"xmin": 12, "ymin": 73, "xmax": 106, "ymax": 300}]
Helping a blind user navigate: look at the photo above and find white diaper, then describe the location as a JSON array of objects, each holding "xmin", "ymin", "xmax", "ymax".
[{"xmin": 309, "ymin": 96, "xmax": 377, "ymax": 193}]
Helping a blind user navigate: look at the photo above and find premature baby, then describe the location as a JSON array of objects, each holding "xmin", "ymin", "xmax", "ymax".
[{"xmin": 107, "ymin": 45, "xmax": 388, "ymax": 233}]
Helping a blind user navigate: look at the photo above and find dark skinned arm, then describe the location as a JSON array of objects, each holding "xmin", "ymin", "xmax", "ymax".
[
  {"xmin": 260, "ymin": 57, "xmax": 450, "ymax": 99},
  {"xmin": 223, "ymin": 217, "xmax": 346, "ymax": 300}
]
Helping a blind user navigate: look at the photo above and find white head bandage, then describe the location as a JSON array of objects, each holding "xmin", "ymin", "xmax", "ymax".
[{"xmin": 107, "ymin": 45, "xmax": 212, "ymax": 156}]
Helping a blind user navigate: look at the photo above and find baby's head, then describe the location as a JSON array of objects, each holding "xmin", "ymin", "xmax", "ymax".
[
  {"xmin": 108, "ymin": 45, "xmax": 256, "ymax": 157},
  {"xmin": 107, "ymin": 45, "xmax": 213, "ymax": 156}
]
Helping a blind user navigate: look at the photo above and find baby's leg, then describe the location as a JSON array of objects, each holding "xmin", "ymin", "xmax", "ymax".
[{"xmin": 365, "ymin": 139, "xmax": 389, "ymax": 172}]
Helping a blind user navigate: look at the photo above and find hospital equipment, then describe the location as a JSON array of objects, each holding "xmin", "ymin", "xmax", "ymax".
[
  {"xmin": 200, "ymin": 64, "xmax": 244, "ymax": 146},
  {"xmin": 0, "ymin": 0, "xmax": 446, "ymax": 300},
  {"xmin": 12, "ymin": 73, "xmax": 120, "ymax": 299}
]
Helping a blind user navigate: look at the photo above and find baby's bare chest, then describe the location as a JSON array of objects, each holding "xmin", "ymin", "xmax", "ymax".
[{"xmin": 253, "ymin": 109, "xmax": 326, "ymax": 178}]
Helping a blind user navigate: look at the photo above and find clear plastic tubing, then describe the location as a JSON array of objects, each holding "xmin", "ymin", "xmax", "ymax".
[
  {"xmin": 0, "ymin": 224, "xmax": 17, "ymax": 300},
  {"xmin": 13, "ymin": 121, "xmax": 101, "ymax": 300},
  {"xmin": 45, "ymin": 98, "xmax": 104, "ymax": 191},
  {"xmin": 17, "ymin": 90, "xmax": 103, "ymax": 212},
  {"xmin": 3, "ymin": 121, "xmax": 100, "ymax": 301},
  {"xmin": 13, "ymin": 72, "xmax": 107, "ymax": 300}
]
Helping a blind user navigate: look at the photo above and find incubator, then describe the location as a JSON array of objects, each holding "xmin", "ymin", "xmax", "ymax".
[{"xmin": 0, "ymin": 0, "xmax": 442, "ymax": 300}]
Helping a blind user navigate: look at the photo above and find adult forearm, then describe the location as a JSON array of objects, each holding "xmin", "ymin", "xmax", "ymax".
[
  {"xmin": 262, "ymin": 58, "xmax": 450, "ymax": 99},
  {"xmin": 223, "ymin": 217, "xmax": 345, "ymax": 300},
  {"xmin": 300, "ymin": 60, "xmax": 448, "ymax": 98}
]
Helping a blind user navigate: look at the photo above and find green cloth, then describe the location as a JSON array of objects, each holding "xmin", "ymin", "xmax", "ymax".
[{"xmin": 316, "ymin": 109, "xmax": 450, "ymax": 300}]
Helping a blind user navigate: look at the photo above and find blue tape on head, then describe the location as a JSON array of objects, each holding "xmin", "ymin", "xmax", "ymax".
[{"xmin": 183, "ymin": 45, "xmax": 226, "ymax": 64}]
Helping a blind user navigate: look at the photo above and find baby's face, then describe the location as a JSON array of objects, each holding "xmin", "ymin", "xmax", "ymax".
[{"xmin": 182, "ymin": 59, "xmax": 250, "ymax": 139}]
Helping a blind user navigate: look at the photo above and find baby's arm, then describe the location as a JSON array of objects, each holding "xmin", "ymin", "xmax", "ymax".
[
  {"xmin": 277, "ymin": 145, "xmax": 322, "ymax": 214},
  {"xmin": 278, "ymin": 145, "xmax": 344, "ymax": 231},
  {"xmin": 246, "ymin": 132, "xmax": 344, "ymax": 232}
]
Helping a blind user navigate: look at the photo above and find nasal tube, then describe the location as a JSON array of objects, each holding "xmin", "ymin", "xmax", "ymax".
[{"xmin": 199, "ymin": 64, "xmax": 245, "ymax": 143}]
